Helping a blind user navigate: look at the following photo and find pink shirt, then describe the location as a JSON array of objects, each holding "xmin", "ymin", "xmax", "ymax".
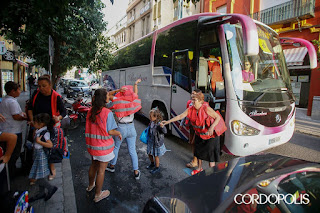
[{"xmin": 242, "ymin": 70, "xmax": 254, "ymax": 82}]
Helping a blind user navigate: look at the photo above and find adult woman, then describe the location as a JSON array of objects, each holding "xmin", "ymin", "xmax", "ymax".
[
  {"xmin": 242, "ymin": 60, "xmax": 255, "ymax": 83},
  {"xmin": 162, "ymin": 91, "xmax": 221, "ymax": 175},
  {"xmin": 85, "ymin": 88, "xmax": 121, "ymax": 202},
  {"xmin": 27, "ymin": 75, "xmax": 66, "ymax": 180},
  {"xmin": 105, "ymin": 79, "xmax": 142, "ymax": 180}
]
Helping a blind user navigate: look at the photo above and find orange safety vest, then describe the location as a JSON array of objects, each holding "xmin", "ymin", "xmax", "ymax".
[
  {"xmin": 111, "ymin": 85, "xmax": 142, "ymax": 118},
  {"xmin": 186, "ymin": 102, "xmax": 216, "ymax": 140},
  {"xmin": 208, "ymin": 60, "xmax": 223, "ymax": 93},
  {"xmin": 85, "ymin": 107, "xmax": 114, "ymax": 156},
  {"xmin": 33, "ymin": 89, "xmax": 61, "ymax": 127}
]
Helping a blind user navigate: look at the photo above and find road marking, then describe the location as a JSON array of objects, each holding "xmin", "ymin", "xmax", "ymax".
[
  {"xmin": 296, "ymin": 119, "xmax": 320, "ymax": 126},
  {"xmin": 295, "ymin": 123, "xmax": 320, "ymax": 137}
]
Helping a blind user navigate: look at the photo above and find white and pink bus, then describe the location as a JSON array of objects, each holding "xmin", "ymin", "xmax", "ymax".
[{"xmin": 102, "ymin": 13, "xmax": 317, "ymax": 156}]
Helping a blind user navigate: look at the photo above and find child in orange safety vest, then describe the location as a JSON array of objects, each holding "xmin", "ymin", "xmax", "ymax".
[{"xmin": 85, "ymin": 88, "xmax": 122, "ymax": 203}]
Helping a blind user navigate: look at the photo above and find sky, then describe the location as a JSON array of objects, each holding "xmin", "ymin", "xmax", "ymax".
[{"xmin": 103, "ymin": 0, "xmax": 129, "ymax": 31}]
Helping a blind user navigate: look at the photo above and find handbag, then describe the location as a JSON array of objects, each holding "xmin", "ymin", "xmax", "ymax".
[
  {"xmin": 139, "ymin": 126, "xmax": 149, "ymax": 144},
  {"xmin": 214, "ymin": 111, "xmax": 227, "ymax": 136}
]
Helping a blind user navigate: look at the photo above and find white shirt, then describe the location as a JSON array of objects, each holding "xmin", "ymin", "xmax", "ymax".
[
  {"xmin": 118, "ymin": 113, "xmax": 134, "ymax": 123},
  {"xmin": 112, "ymin": 97, "xmax": 134, "ymax": 123},
  {"xmin": 0, "ymin": 95, "xmax": 24, "ymax": 133},
  {"xmin": 34, "ymin": 126, "xmax": 50, "ymax": 149}
]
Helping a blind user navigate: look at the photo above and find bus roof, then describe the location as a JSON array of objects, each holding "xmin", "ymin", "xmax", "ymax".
[{"xmin": 114, "ymin": 13, "xmax": 259, "ymax": 56}]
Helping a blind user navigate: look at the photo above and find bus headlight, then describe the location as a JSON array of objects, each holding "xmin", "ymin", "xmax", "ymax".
[{"xmin": 231, "ymin": 120, "xmax": 260, "ymax": 136}]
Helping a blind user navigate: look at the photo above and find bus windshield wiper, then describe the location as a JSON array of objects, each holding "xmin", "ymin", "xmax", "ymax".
[
  {"xmin": 252, "ymin": 92, "xmax": 266, "ymax": 106},
  {"xmin": 252, "ymin": 88, "xmax": 287, "ymax": 105}
]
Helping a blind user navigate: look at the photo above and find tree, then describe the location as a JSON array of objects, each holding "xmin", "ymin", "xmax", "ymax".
[
  {"xmin": 89, "ymin": 34, "xmax": 116, "ymax": 73},
  {"xmin": 312, "ymin": 40, "xmax": 320, "ymax": 63},
  {"xmin": 0, "ymin": 0, "xmax": 114, "ymax": 84}
]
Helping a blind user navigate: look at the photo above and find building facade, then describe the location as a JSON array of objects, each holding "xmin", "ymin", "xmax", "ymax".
[
  {"xmin": 108, "ymin": 0, "xmax": 200, "ymax": 51},
  {"xmin": 0, "ymin": 36, "xmax": 29, "ymax": 97},
  {"xmin": 107, "ymin": 15, "xmax": 128, "ymax": 49},
  {"xmin": 126, "ymin": 0, "xmax": 153, "ymax": 43}
]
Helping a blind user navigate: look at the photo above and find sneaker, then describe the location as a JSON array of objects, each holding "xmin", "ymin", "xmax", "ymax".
[
  {"xmin": 105, "ymin": 165, "xmax": 115, "ymax": 173},
  {"xmin": 146, "ymin": 163, "xmax": 155, "ymax": 170},
  {"xmin": 134, "ymin": 170, "xmax": 140, "ymax": 180},
  {"xmin": 150, "ymin": 167, "xmax": 160, "ymax": 174}
]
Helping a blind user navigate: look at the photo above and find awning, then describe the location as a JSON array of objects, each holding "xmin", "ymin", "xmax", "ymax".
[
  {"xmin": 16, "ymin": 59, "xmax": 29, "ymax": 67},
  {"xmin": 283, "ymin": 47, "xmax": 308, "ymax": 66}
]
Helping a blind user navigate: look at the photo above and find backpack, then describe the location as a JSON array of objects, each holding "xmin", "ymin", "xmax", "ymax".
[
  {"xmin": 48, "ymin": 127, "xmax": 69, "ymax": 163},
  {"xmin": 40, "ymin": 127, "xmax": 68, "ymax": 163}
]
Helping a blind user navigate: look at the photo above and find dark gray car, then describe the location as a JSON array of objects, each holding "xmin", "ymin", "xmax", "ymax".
[{"xmin": 143, "ymin": 153, "xmax": 320, "ymax": 213}]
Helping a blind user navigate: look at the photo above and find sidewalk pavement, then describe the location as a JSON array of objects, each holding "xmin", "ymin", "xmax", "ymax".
[
  {"xmin": 295, "ymin": 107, "xmax": 320, "ymax": 137},
  {"xmin": 10, "ymin": 91, "xmax": 77, "ymax": 213}
]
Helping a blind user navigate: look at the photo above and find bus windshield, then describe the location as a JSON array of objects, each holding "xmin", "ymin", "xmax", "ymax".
[{"xmin": 224, "ymin": 23, "xmax": 294, "ymax": 104}]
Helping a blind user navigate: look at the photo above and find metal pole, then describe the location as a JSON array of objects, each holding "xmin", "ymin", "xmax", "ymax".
[{"xmin": 6, "ymin": 163, "xmax": 10, "ymax": 191}]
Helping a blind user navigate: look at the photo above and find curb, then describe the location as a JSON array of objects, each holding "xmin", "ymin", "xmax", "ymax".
[{"xmin": 62, "ymin": 158, "xmax": 77, "ymax": 213}]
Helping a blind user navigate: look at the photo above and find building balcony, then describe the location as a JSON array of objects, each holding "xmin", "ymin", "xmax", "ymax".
[
  {"xmin": 252, "ymin": 0, "xmax": 315, "ymax": 25},
  {"xmin": 128, "ymin": 16, "xmax": 135, "ymax": 24},
  {"xmin": 140, "ymin": 2, "xmax": 151, "ymax": 16}
]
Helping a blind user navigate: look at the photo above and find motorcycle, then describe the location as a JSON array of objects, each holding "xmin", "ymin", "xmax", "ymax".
[{"xmin": 64, "ymin": 94, "xmax": 91, "ymax": 129}]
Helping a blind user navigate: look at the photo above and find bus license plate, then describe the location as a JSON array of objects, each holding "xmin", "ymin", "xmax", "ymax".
[{"xmin": 269, "ymin": 136, "xmax": 280, "ymax": 145}]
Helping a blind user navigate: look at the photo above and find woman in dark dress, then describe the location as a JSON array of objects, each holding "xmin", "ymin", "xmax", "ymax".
[{"xmin": 161, "ymin": 91, "xmax": 220, "ymax": 175}]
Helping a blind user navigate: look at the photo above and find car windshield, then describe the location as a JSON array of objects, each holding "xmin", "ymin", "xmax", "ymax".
[
  {"xmin": 277, "ymin": 171, "xmax": 320, "ymax": 212},
  {"xmin": 70, "ymin": 81, "xmax": 88, "ymax": 87},
  {"xmin": 224, "ymin": 23, "xmax": 294, "ymax": 103}
]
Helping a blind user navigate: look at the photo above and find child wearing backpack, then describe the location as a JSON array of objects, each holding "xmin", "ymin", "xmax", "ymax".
[
  {"xmin": 146, "ymin": 107, "xmax": 167, "ymax": 174},
  {"xmin": 29, "ymin": 113, "xmax": 57, "ymax": 201}
]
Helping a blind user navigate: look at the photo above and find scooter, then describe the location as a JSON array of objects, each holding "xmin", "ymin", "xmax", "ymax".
[{"xmin": 64, "ymin": 95, "xmax": 91, "ymax": 129}]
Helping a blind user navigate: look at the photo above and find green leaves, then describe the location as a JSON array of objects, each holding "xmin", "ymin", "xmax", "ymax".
[{"xmin": 0, "ymin": 0, "xmax": 113, "ymax": 81}]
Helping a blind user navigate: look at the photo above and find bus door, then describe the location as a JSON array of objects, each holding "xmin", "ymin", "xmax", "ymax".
[
  {"xmin": 119, "ymin": 69, "xmax": 126, "ymax": 88},
  {"xmin": 171, "ymin": 50, "xmax": 192, "ymax": 140}
]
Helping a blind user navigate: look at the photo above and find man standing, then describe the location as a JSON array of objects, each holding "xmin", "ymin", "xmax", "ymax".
[
  {"xmin": 0, "ymin": 81, "xmax": 27, "ymax": 178},
  {"xmin": 27, "ymin": 74, "xmax": 35, "ymax": 97}
]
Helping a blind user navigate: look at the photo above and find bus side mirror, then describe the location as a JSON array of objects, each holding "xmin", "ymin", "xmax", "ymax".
[{"xmin": 280, "ymin": 37, "xmax": 317, "ymax": 69}]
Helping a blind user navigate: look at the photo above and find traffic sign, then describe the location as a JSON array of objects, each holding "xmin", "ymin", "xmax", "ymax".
[{"xmin": 0, "ymin": 41, "xmax": 7, "ymax": 55}]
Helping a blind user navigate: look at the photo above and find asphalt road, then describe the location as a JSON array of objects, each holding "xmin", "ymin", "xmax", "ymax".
[{"xmin": 68, "ymin": 115, "xmax": 320, "ymax": 213}]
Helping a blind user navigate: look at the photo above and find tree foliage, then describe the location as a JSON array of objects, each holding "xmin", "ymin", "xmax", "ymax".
[
  {"xmin": 312, "ymin": 40, "xmax": 320, "ymax": 63},
  {"xmin": 0, "ymin": 0, "xmax": 114, "ymax": 83}
]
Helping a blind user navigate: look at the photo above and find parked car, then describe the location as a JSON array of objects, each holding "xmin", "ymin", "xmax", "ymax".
[
  {"xmin": 66, "ymin": 79, "xmax": 90, "ymax": 98},
  {"xmin": 61, "ymin": 78, "xmax": 73, "ymax": 94},
  {"xmin": 143, "ymin": 153, "xmax": 320, "ymax": 213}
]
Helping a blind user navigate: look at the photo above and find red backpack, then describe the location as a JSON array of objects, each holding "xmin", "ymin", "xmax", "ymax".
[{"xmin": 47, "ymin": 127, "xmax": 69, "ymax": 163}]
